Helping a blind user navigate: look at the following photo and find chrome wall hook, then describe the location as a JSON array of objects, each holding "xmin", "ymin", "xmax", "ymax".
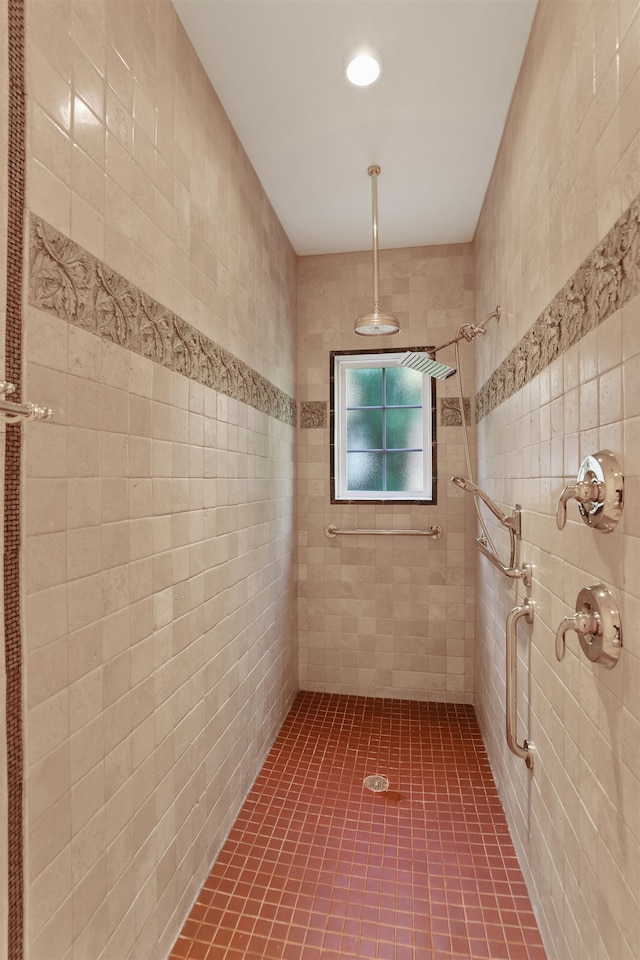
[
  {"xmin": 0, "ymin": 382, "xmax": 54, "ymax": 423},
  {"xmin": 555, "ymin": 583, "xmax": 622, "ymax": 668},
  {"xmin": 556, "ymin": 450, "xmax": 623, "ymax": 533}
]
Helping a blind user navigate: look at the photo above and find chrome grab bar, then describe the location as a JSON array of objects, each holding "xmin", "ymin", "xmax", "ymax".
[
  {"xmin": 325, "ymin": 523, "xmax": 443, "ymax": 539},
  {"xmin": 505, "ymin": 597, "xmax": 534, "ymax": 768},
  {"xmin": 476, "ymin": 537, "xmax": 532, "ymax": 586}
]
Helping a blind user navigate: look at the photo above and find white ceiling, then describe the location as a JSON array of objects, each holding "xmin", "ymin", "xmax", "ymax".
[{"xmin": 173, "ymin": 0, "xmax": 537, "ymax": 256}]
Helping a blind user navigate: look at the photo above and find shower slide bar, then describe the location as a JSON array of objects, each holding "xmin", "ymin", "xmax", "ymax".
[
  {"xmin": 325, "ymin": 523, "xmax": 443, "ymax": 539},
  {"xmin": 451, "ymin": 477, "xmax": 531, "ymax": 584},
  {"xmin": 476, "ymin": 535, "xmax": 532, "ymax": 587},
  {"xmin": 506, "ymin": 597, "xmax": 535, "ymax": 768}
]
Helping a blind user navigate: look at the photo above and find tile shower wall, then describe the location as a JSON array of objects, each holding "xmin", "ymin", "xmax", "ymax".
[
  {"xmin": 297, "ymin": 245, "xmax": 478, "ymax": 702},
  {"xmin": 473, "ymin": 2, "xmax": 640, "ymax": 959},
  {"xmin": 21, "ymin": 2, "xmax": 298, "ymax": 958}
]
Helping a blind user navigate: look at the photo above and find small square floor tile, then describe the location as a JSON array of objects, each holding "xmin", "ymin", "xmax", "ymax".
[{"xmin": 169, "ymin": 692, "xmax": 547, "ymax": 960}]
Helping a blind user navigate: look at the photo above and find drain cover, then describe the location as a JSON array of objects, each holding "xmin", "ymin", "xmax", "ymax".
[{"xmin": 363, "ymin": 774, "xmax": 389, "ymax": 793}]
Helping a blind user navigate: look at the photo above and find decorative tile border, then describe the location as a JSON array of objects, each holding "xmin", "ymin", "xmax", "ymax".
[
  {"xmin": 477, "ymin": 194, "xmax": 640, "ymax": 420},
  {"xmin": 440, "ymin": 396, "xmax": 471, "ymax": 426},
  {"xmin": 5, "ymin": 1, "xmax": 26, "ymax": 956},
  {"xmin": 303, "ymin": 396, "xmax": 466, "ymax": 429},
  {"xmin": 300, "ymin": 401, "xmax": 327, "ymax": 428},
  {"xmin": 28, "ymin": 216, "xmax": 297, "ymax": 427}
]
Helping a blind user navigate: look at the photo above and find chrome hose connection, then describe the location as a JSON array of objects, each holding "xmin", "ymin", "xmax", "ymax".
[{"xmin": 456, "ymin": 305, "xmax": 502, "ymax": 342}]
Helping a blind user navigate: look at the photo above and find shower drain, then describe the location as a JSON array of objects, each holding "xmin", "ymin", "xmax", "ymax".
[{"xmin": 363, "ymin": 774, "xmax": 390, "ymax": 793}]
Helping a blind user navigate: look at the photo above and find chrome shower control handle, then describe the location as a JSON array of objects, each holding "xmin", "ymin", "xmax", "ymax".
[
  {"xmin": 555, "ymin": 451, "xmax": 624, "ymax": 533},
  {"xmin": 556, "ymin": 478, "xmax": 603, "ymax": 530},
  {"xmin": 555, "ymin": 611, "xmax": 599, "ymax": 661},
  {"xmin": 555, "ymin": 584, "xmax": 622, "ymax": 668}
]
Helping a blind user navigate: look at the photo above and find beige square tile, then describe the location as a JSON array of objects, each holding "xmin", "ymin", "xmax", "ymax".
[
  {"xmin": 70, "ymin": 668, "xmax": 103, "ymax": 735},
  {"xmin": 26, "ymin": 479, "xmax": 68, "ymax": 535},
  {"xmin": 29, "ymin": 846, "xmax": 73, "ymax": 943},
  {"xmin": 67, "ymin": 526, "xmax": 101, "ymax": 581},
  {"xmin": 25, "ymin": 584, "xmax": 69, "ymax": 652},
  {"xmin": 28, "ymin": 690, "xmax": 70, "ymax": 765},
  {"xmin": 24, "ymin": 532, "xmax": 68, "ymax": 594}
]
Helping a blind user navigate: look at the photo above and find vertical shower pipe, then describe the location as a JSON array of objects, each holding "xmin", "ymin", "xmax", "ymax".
[
  {"xmin": 369, "ymin": 165, "xmax": 381, "ymax": 315},
  {"xmin": 505, "ymin": 597, "xmax": 534, "ymax": 767}
]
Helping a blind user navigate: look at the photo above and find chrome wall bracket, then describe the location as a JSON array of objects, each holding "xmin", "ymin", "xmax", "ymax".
[
  {"xmin": 475, "ymin": 504, "xmax": 532, "ymax": 587},
  {"xmin": 555, "ymin": 583, "xmax": 622, "ymax": 668},
  {"xmin": 556, "ymin": 450, "xmax": 623, "ymax": 533},
  {"xmin": 0, "ymin": 381, "xmax": 54, "ymax": 423}
]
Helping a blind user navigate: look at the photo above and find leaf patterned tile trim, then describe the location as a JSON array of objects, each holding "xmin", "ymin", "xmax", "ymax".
[
  {"xmin": 477, "ymin": 193, "xmax": 640, "ymax": 421},
  {"xmin": 28, "ymin": 215, "xmax": 297, "ymax": 426},
  {"xmin": 440, "ymin": 397, "xmax": 471, "ymax": 426},
  {"xmin": 300, "ymin": 401, "xmax": 327, "ymax": 429}
]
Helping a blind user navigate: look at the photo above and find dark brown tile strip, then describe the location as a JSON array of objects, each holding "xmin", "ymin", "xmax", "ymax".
[
  {"xmin": 477, "ymin": 193, "xmax": 640, "ymax": 421},
  {"xmin": 5, "ymin": 1, "xmax": 25, "ymax": 957},
  {"xmin": 28, "ymin": 216, "xmax": 297, "ymax": 427}
]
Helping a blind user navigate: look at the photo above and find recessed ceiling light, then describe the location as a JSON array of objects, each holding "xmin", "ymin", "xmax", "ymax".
[{"xmin": 346, "ymin": 53, "xmax": 381, "ymax": 87}]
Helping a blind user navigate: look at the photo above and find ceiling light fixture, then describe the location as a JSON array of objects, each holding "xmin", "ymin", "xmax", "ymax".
[
  {"xmin": 354, "ymin": 165, "xmax": 400, "ymax": 337},
  {"xmin": 346, "ymin": 53, "xmax": 381, "ymax": 87}
]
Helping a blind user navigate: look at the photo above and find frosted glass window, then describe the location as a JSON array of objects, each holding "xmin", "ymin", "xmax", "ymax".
[
  {"xmin": 385, "ymin": 408, "xmax": 422, "ymax": 449},
  {"xmin": 331, "ymin": 350, "xmax": 436, "ymax": 503},
  {"xmin": 346, "ymin": 367, "xmax": 382, "ymax": 406},
  {"xmin": 346, "ymin": 408, "xmax": 383, "ymax": 449},
  {"xmin": 386, "ymin": 451, "xmax": 422, "ymax": 491},
  {"xmin": 347, "ymin": 451, "xmax": 383, "ymax": 490},
  {"xmin": 385, "ymin": 366, "xmax": 422, "ymax": 405}
]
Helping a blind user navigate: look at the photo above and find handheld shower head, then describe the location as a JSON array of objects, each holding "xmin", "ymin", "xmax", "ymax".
[{"xmin": 450, "ymin": 475, "xmax": 510, "ymax": 526}]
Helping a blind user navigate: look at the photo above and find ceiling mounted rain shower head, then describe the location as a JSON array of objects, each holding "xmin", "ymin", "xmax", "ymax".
[{"xmin": 354, "ymin": 166, "xmax": 400, "ymax": 337}]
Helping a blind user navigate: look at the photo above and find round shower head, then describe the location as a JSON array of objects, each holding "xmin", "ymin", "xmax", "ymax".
[{"xmin": 354, "ymin": 307, "xmax": 400, "ymax": 336}]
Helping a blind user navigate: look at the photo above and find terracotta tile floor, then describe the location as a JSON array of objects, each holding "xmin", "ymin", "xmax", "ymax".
[{"xmin": 170, "ymin": 692, "xmax": 547, "ymax": 960}]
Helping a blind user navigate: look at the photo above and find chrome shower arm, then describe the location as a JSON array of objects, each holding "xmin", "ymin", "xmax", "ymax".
[{"xmin": 428, "ymin": 306, "xmax": 502, "ymax": 355}]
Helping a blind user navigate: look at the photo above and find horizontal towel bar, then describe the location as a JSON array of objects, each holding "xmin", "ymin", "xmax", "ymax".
[{"xmin": 325, "ymin": 523, "xmax": 443, "ymax": 540}]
